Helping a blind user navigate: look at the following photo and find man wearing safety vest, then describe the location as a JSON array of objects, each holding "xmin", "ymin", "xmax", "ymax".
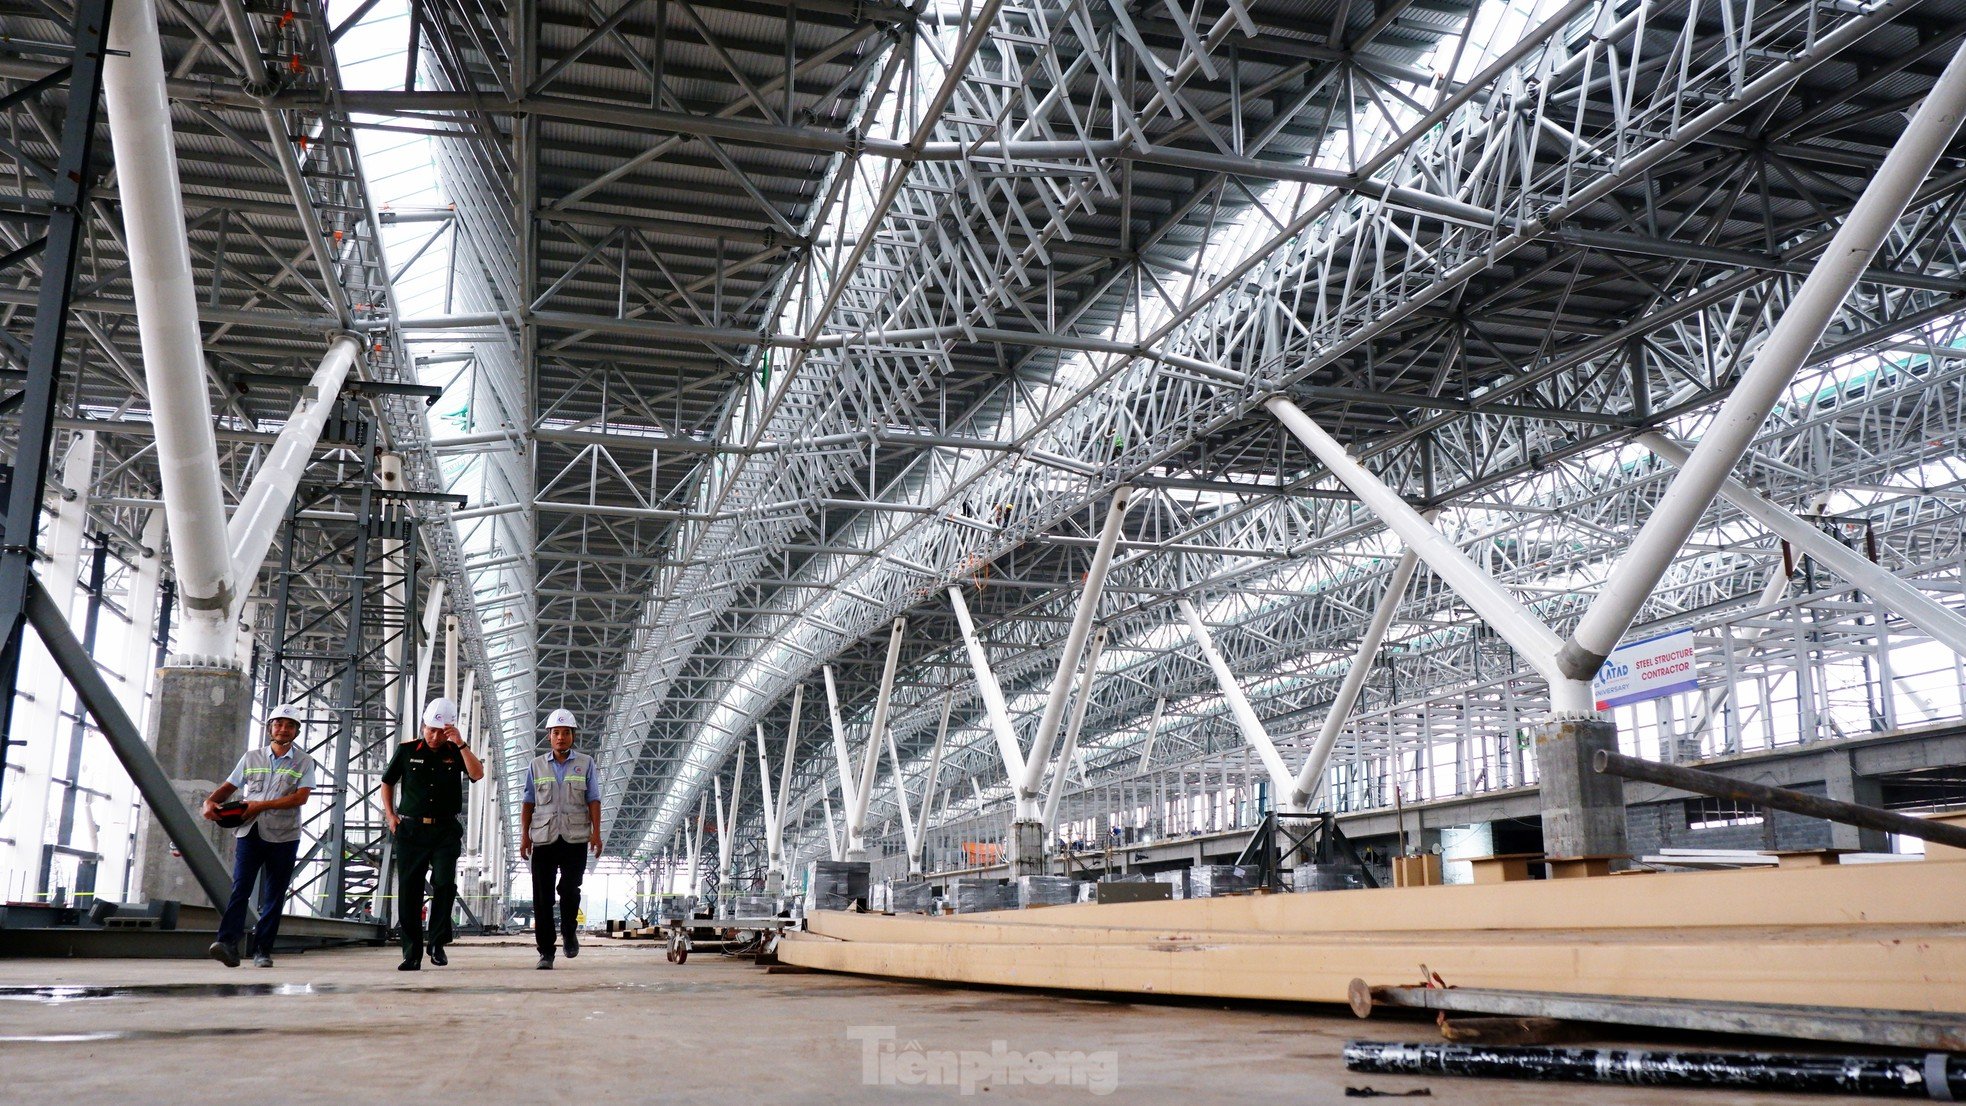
[
  {"xmin": 201, "ymin": 703, "xmax": 317, "ymax": 968},
  {"xmin": 521, "ymin": 708, "xmax": 601, "ymax": 970}
]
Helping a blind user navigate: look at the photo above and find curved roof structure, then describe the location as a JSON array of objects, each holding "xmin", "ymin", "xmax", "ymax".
[{"xmin": 6, "ymin": 0, "xmax": 1965, "ymax": 898}]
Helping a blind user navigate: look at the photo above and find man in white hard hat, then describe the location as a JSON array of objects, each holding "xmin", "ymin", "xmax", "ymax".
[
  {"xmin": 201, "ymin": 703, "xmax": 317, "ymax": 968},
  {"xmin": 520, "ymin": 707, "xmax": 601, "ymax": 969},
  {"xmin": 381, "ymin": 697, "xmax": 483, "ymax": 970}
]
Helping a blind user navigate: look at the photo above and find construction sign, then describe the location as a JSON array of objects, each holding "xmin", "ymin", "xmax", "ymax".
[{"xmin": 1593, "ymin": 628, "xmax": 1699, "ymax": 710}]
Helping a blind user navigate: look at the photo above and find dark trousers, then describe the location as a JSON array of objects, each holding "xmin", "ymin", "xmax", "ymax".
[
  {"xmin": 396, "ymin": 819, "xmax": 462, "ymax": 958},
  {"xmin": 218, "ymin": 827, "xmax": 299, "ymax": 953},
  {"xmin": 530, "ymin": 839, "xmax": 587, "ymax": 955}
]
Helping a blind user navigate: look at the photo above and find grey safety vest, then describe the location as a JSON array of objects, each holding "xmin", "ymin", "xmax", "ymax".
[
  {"xmin": 529, "ymin": 751, "xmax": 595, "ymax": 845},
  {"xmin": 239, "ymin": 747, "xmax": 311, "ymax": 844}
]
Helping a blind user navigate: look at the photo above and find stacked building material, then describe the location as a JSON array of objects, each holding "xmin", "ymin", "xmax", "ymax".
[
  {"xmin": 780, "ymin": 855, "xmax": 1966, "ymax": 1036},
  {"xmin": 805, "ymin": 860, "xmax": 871, "ymax": 913},
  {"xmin": 1189, "ymin": 865, "xmax": 1259, "ymax": 898},
  {"xmin": 1293, "ymin": 863, "xmax": 1367, "ymax": 892},
  {"xmin": 952, "ymin": 877, "xmax": 1016, "ymax": 913},
  {"xmin": 1016, "ymin": 875, "xmax": 1076, "ymax": 908},
  {"xmin": 888, "ymin": 881, "xmax": 935, "ymax": 914}
]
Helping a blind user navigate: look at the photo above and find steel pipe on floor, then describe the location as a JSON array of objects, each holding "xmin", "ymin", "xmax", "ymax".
[{"xmin": 1594, "ymin": 749, "xmax": 1966, "ymax": 851}]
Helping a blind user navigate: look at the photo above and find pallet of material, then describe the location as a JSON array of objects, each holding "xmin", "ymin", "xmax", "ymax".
[{"xmin": 779, "ymin": 852, "xmax": 1966, "ymax": 1018}]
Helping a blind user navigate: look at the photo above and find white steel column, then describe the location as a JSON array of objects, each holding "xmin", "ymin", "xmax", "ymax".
[
  {"xmin": 753, "ymin": 725, "xmax": 783, "ymax": 883},
  {"xmin": 443, "ymin": 615, "xmax": 459, "ymax": 701},
  {"xmin": 223, "ymin": 334, "xmax": 361, "ymax": 606},
  {"xmin": 1042, "ymin": 627, "xmax": 1107, "ymax": 833},
  {"xmin": 821, "ymin": 792, "xmax": 842, "ymax": 862},
  {"xmin": 1267, "ymin": 397, "xmax": 1591, "ymax": 714},
  {"xmin": 714, "ymin": 753, "xmax": 742, "ymax": 903},
  {"xmin": 1020, "ymin": 488, "xmax": 1130, "ymax": 798},
  {"xmin": 948, "ymin": 586, "xmax": 1032, "ymax": 817},
  {"xmin": 1643, "ymin": 432, "xmax": 1966, "ymax": 656},
  {"xmin": 914, "ymin": 692, "xmax": 953, "ymax": 871},
  {"xmin": 846, "ymin": 618, "xmax": 906, "ymax": 860},
  {"xmin": 686, "ymin": 793, "xmax": 706, "ymax": 898},
  {"xmin": 1178, "ymin": 598, "xmax": 1296, "ymax": 798},
  {"xmin": 1291, "ymin": 547, "xmax": 1420, "ymax": 808},
  {"xmin": 104, "ymin": 512, "xmax": 166, "ymax": 898},
  {"xmin": 882, "ymin": 725, "xmax": 918, "ymax": 875},
  {"xmin": 4, "ymin": 433, "xmax": 93, "ymax": 891},
  {"xmin": 407, "ymin": 579, "xmax": 446, "ymax": 744},
  {"xmin": 775, "ymin": 684, "xmax": 802, "ymax": 842},
  {"xmin": 821, "ymin": 665, "xmax": 864, "ymax": 856},
  {"xmin": 102, "ymin": 0, "xmax": 233, "ymax": 663},
  {"xmin": 1560, "ymin": 41, "xmax": 1966, "ymax": 680},
  {"xmin": 1136, "ymin": 696, "xmax": 1165, "ymax": 773}
]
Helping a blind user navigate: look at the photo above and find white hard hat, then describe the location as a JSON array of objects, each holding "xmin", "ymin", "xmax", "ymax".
[
  {"xmin": 545, "ymin": 708, "xmax": 578, "ymax": 730},
  {"xmin": 267, "ymin": 703, "xmax": 304, "ymax": 725},
  {"xmin": 421, "ymin": 697, "xmax": 459, "ymax": 728}
]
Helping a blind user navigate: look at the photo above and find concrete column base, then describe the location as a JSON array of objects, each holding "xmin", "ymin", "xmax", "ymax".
[
  {"xmin": 1008, "ymin": 819, "xmax": 1047, "ymax": 878},
  {"xmin": 764, "ymin": 870, "xmax": 785, "ymax": 897},
  {"xmin": 134, "ymin": 665, "xmax": 253, "ymax": 907},
  {"xmin": 1534, "ymin": 716, "xmax": 1628, "ymax": 859}
]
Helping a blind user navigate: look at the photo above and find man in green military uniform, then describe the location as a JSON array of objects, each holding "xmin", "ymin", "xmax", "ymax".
[{"xmin": 381, "ymin": 697, "xmax": 484, "ymax": 970}]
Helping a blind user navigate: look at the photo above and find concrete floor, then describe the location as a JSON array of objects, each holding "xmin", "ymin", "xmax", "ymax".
[{"xmin": 0, "ymin": 936, "xmax": 1893, "ymax": 1104}]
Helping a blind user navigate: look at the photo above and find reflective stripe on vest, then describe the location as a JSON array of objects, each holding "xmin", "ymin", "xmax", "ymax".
[
  {"xmin": 529, "ymin": 751, "xmax": 594, "ymax": 845},
  {"xmin": 239, "ymin": 747, "xmax": 311, "ymax": 844}
]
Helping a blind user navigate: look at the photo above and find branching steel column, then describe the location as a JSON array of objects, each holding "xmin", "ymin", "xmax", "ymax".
[
  {"xmin": 1178, "ymin": 599, "xmax": 1294, "ymax": 798},
  {"xmin": 1560, "ymin": 39, "xmax": 1966, "ymax": 680},
  {"xmin": 1042, "ymin": 627, "xmax": 1107, "ymax": 834},
  {"xmin": 846, "ymin": 618, "xmax": 906, "ymax": 861},
  {"xmin": 1267, "ymin": 397, "xmax": 1591, "ymax": 714},
  {"xmin": 949, "ymin": 586, "xmax": 1031, "ymax": 816},
  {"xmin": 102, "ymin": 0, "xmax": 237, "ymax": 663},
  {"xmin": 225, "ymin": 335, "xmax": 362, "ymax": 598},
  {"xmin": 914, "ymin": 691, "xmax": 953, "ymax": 871},
  {"xmin": 753, "ymin": 724, "xmax": 781, "ymax": 877},
  {"xmin": 1291, "ymin": 547, "xmax": 1421, "ymax": 809},
  {"xmin": 882, "ymin": 724, "xmax": 917, "ymax": 874},
  {"xmin": 821, "ymin": 664, "xmax": 862, "ymax": 850},
  {"xmin": 1136, "ymin": 696, "xmax": 1166, "ymax": 774},
  {"xmin": 1642, "ymin": 432, "xmax": 1966, "ymax": 657},
  {"xmin": 1021, "ymin": 488, "xmax": 1130, "ymax": 800},
  {"xmin": 774, "ymin": 684, "xmax": 802, "ymax": 844}
]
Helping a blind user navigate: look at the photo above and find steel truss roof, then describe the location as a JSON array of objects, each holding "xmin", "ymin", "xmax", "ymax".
[
  {"xmin": 16, "ymin": 0, "xmax": 1965, "ymax": 877},
  {"xmin": 384, "ymin": 0, "xmax": 1966, "ymax": 868}
]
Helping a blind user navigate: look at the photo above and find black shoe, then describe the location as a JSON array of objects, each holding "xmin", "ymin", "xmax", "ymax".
[
  {"xmin": 535, "ymin": 955, "xmax": 553, "ymax": 970},
  {"xmin": 398, "ymin": 957, "xmax": 421, "ymax": 971},
  {"xmin": 209, "ymin": 941, "xmax": 240, "ymax": 968},
  {"xmin": 563, "ymin": 935, "xmax": 579, "ymax": 959},
  {"xmin": 429, "ymin": 945, "xmax": 448, "ymax": 966}
]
